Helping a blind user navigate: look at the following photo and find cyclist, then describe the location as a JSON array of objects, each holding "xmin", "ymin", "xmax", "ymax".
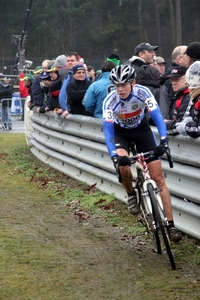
[{"xmin": 102, "ymin": 64, "xmax": 182, "ymax": 242}]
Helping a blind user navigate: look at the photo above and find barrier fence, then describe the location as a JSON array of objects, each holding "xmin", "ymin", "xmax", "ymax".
[
  {"xmin": 26, "ymin": 109, "xmax": 200, "ymax": 240},
  {"xmin": 0, "ymin": 94, "xmax": 25, "ymax": 126}
]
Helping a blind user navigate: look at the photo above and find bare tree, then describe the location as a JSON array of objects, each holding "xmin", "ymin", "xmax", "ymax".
[{"xmin": 175, "ymin": 0, "xmax": 182, "ymax": 45}]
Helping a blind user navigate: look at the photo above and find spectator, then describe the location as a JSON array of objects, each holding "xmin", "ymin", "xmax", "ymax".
[
  {"xmin": 155, "ymin": 56, "xmax": 167, "ymax": 75},
  {"xmin": 46, "ymin": 64, "xmax": 62, "ymax": 112},
  {"xmin": 58, "ymin": 51, "xmax": 79, "ymax": 116},
  {"xmin": 67, "ymin": 64, "xmax": 93, "ymax": 116},
  {"xmin": 164, "ymin": 66, "xmax": 189, "ymax": 135},
  {"xmin": 107, "ymin": 52, "xmax": 120, "ymax": 66},
  {"xmin": 19, "ymin": 73, "xmax": 29, "ymax": 121},
  {"xmin": 24, "ymin": 74, "xmax": 34, "ymax": 108},
  {"xmin": 136, "ymin": 64, "xmax": 160, "ymax": 125},
  {"xmin": 30, "ymin": 59, "xmax": 50, "ymax": 113},
  {"xmin": 87, "ymin": 65, "xmax": 95, "ymax": 82},
  {"xmin": 176, "ymin": 61, "xmax": 200, "ymax": 138},
  {"xmin": 184, "ymin": 42, "xmax": 200, "ymax": 67},
  {"xmin": 127, "ymin": 42, "xmax": 158, "ymax": 73},
  {"xmin": 0, "ymin": 77, "xmax": 14, "ymax": 130},
  {"xmin": 33, "ymin": 66, "xmax": 42, "ymax": 76},
  {"xmin": 83, "ymin": 61, "xmax": 116, "ymax": 118},
  {"xmin": 54, "ymin": 54, "xmax": 68, "ymax": 82},
  {"xmin": 136, "ymin": 64, "xmax": 160, "ymax": 103},
  {"xmin": 159, "ymin": 45, "xmax": 189, "ymax": 119}
]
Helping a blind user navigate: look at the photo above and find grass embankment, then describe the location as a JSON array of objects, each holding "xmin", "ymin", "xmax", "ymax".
[{"xmin": 0, "ymin": 133, "xmax": 200, "ymax": 300}]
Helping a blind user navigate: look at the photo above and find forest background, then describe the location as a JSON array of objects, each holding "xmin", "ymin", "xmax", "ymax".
[{"xmin": 0, "ymin": 0, "xmax": 200, "ymax": 72}]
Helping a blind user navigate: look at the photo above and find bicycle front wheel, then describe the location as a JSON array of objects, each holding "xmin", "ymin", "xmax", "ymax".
[{"xmin": 147, "ymin": 183, "xmax": 176, "ymax": 270}]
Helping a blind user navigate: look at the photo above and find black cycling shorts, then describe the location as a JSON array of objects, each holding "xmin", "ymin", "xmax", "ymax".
[{"xmin": 114, "ymin": 118, "xmax": 157, "ymax": 163}]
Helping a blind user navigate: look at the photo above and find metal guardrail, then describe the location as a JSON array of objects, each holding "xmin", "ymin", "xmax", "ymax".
[{"xmin": 26, "ymin": 110, "xmax": 200, "ymax": 240}]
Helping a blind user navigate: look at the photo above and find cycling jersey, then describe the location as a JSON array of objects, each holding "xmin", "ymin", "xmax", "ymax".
[{"xmin": 102, "ymin": 84, "xmax": 167, "ymax": 158}]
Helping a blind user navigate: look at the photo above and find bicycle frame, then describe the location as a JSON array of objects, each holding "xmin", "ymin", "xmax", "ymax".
[{"xmin": 134, "ymin": 155, "xmax": 168, "ymax": 231}]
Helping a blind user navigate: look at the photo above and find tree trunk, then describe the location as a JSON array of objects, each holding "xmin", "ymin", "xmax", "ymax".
[
  {"xmin": 175, "ymin": 0, "xmax": 182, "ymax": 45},
  {"xmin": 168, "ymin": 0, "xmax": 176, "ymax": 47}
]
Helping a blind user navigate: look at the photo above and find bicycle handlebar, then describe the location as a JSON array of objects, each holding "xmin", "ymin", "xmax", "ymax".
[{"xmin": 129, "ymin": 148, "xmax": 174, "ymax": 169}]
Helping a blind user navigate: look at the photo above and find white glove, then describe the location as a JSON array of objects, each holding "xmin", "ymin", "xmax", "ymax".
[
  {"xmin": 181, "ymin": 116, "xmax": 193, "ymax": 124},
  {"xmin": 175, "ymin": 122, "xmax": 187, "ymax": 136},
  {"xmin": 54, "ymin": 111, "xmax": 64, "ymax": 127}
]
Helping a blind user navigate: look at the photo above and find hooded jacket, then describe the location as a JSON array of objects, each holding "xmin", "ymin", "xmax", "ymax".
[
  {"xmin": 166, "ymin": 87, "xmax": 190, "ymax": 135},
  {"xmin": 83, "ymin": 72, "xmax": 114, "ymax": 118}
]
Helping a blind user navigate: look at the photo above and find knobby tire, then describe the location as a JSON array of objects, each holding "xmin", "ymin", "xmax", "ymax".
[
  {"xmin": 147, "ymin": 183, "xmax": 176, "ymax": 270},
  {"xmin": 137, "ymin": 169, "xmax": 161, "ymax": 254}
]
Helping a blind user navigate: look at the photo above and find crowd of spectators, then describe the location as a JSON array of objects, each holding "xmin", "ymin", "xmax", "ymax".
[{"xmin": 12, "ymin": 41, "xmax": 200, "ymax": 137}]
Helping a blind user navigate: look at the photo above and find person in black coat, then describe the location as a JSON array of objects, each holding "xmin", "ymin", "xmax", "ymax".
[{"xmin": 67, "ymin": 64, "xmax": 93, "ymax": 116}]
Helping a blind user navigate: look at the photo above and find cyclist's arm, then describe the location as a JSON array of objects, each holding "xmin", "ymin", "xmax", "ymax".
[{"xmin": 103, "ymin": 119, "xmax": 118, "ymax": 158}]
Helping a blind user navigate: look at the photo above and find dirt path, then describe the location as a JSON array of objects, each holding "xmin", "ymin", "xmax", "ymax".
[{"xmin": 0, "ymin": 146, "xmax": 200, "ymax": 299}]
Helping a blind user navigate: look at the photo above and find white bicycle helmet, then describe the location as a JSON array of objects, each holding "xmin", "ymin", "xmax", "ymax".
[{"xmin": 109, "ymin": 64, "xmax": 136, "ymax": 84}]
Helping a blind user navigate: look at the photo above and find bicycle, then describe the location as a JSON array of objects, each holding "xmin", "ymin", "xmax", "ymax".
[{"xmin": 115, "ymin": 142, "xmax": 176, "ymax": 270}]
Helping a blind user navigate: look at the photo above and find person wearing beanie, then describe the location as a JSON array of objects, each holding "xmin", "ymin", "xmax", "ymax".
[
  {"xmin": 107, "ymin": 53, "xmax": 120, "ymax": 66},
  {"xmin": 66, "ymin": 64, "xmax": 93, "ymax": 116},
  {"xmin": 83, "ymin": 60, "xmax": 116, "ymax": 118},
  {"xmin": 184, "ymin": 42, "xmax": 200, "ymax": 66},
  {"xmin": 175, "ymin": 61, "xmax": 200, "ymax": 138},
  {"xmin": 55, "ymin": 54, "xmax": 67, "ymax": 68}
]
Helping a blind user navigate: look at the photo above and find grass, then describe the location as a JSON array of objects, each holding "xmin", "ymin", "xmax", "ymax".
[{"xmin": 0, "ymin": 133, "xmax": 200, "ymax": 299}]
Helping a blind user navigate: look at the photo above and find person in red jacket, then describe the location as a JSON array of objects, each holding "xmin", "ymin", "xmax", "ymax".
[{"xmin": 19, "ymin": 73, "xmax": 30, "ymax": 120}]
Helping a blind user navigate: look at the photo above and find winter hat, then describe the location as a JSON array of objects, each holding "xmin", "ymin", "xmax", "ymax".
[
  {"xmin": 24, "ymin": 74, "xmax": 34, "ymax": 81},
  {"xmin": 185, "ymin": 61, "xmax": 200, "ymax": 89},
  {"xmin": 107, "ymin": 53, "xmax": 120, "ymax": 66},
  {"xmin": 54, "ymin": 55, "xmax": 67, "ymax": 68},
  {"xmin": 184, "ymin": 42, "xmax": 200, "ymax": 59},
  {"xmin": 167, "ymin": 66, "xmax": 188, "ymax": 79},
  {"xmin": 73, "ymin": 64, "xmax": 85, "ymax": 74}
]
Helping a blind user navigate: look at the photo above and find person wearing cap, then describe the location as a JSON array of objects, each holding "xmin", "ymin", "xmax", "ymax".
[
  {"xmin": 175, "ymin": 61, "xmax": 200, "ymax": 138},
  {"xmin": 154, "ymin": 56, "xmax": 167, "ymax": 75},
  {"xmin": 0, "ymin": 77, "xmax": 13, "ymax": 129},
  {"xmin": 128, "ymin": 42, "xmax": 158, "ymax": 73},
  {"xmin": 33, "ymin": 66, "xmax": 42, "ymax": 76},
  {"xmin": 83, "ymin": 61, "xmax": 116, "ymax": 118},
  {"xmin": 30, "ymin": 59, "xmax": 51, "ymax": 113},
  {"xmin": 184, "ymin": 42, "xmax": 200, "ymax": 67},
  {"xmin": 66, "ymin": 64, "xmax": 93, "ymax": 116},
  {"xmin": 159, "ymin": 45, "xmax": 189, "ymax": 119},
  {"xmin": 23, "ymin": 74, "xmax": 34, "ymax": 110},
  {"xmin": 164, "ymin": 66, "xmax": 190, "ymax": 135},
  {"xmin": 46, "ymin": 64, "xmax": 62, "ymax": 112}
]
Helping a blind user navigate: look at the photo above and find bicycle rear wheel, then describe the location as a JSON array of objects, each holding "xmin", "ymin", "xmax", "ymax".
[{"xmin": 147, "ymin": 183, "xmax": 176, "ymax": 270}]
